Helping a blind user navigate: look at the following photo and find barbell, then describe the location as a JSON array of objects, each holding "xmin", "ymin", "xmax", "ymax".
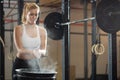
[
  {"xmin": 44, "ymin": 0, "xmax": 120, "ymax": 40},
  {"xmin": 44, "ymin": 12, "xmax": 95, "ymax": 40}
]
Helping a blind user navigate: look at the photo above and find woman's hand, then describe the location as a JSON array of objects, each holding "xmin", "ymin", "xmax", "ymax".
[
  {"xmin": 33, "ymin": 49, "xmax": 41, "ymax": 58},
  {"xmin": 33, "ymin": 49, "xmax": 46, "ymax": 58}
]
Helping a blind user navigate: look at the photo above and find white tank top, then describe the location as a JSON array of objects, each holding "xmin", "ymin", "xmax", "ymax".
[{"xmin": 21, "ymin": 24, "xmax": 41, "ymax": 50}]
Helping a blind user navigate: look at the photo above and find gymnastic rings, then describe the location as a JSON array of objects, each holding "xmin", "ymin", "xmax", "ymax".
[{"xmin": 91, "ymin": 43, "xmax": 105, "ymax": 55}]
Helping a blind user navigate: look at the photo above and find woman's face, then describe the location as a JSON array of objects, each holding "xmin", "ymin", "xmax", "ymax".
[{"xmin": 26, "ymin": 8, "xmax": 39, "ymax": 25}]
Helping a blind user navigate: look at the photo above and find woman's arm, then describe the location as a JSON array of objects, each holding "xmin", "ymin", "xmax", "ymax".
[
  {"xmin": 13, "ymin": 25, "xmax": 34, "ymax": 55},
  {"xmin": 31, "ymin": 26, "xmax": 47, "ymax": 58},
  {"xmin": 38, "ymin": 26, "xmax": 47, "ymax": 56}
]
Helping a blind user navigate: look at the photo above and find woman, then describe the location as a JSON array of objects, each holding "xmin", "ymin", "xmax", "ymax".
[{"xmin": 12, "ymin": 3, "xmax": 47, "ymax": 79}]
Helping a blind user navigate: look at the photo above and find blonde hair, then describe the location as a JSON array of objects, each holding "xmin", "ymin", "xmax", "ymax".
[{"xmin": 21, "ymin": 3, "xmax": 40, "ymax": 24}]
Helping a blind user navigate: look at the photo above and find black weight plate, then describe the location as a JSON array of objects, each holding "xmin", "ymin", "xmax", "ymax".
[
  {"xmin": 44, "ymin": 12, "xmax": 63, "ymax": 40},
  {"xmin": 96, "ymin": 0, "xmax": 120, "ymax": 33}
]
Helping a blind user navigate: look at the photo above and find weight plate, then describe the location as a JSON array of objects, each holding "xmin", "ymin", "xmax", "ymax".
[
  {"xmin": 96, "ymin": 0, "xmax": 120, "ymax": 33},
  {"xmin": 44, "ymin": 12, "xmax": 63, "ymax": 40}
]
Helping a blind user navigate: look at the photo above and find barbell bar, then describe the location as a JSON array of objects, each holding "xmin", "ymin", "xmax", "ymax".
[{"xmin": 56, "ymin": 17, "xmax": 95, "ymax": 26}]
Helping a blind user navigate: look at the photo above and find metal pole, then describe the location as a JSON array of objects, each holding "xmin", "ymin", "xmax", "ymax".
[
  {"xmin": 108, "ymin": 33, "xmax": 117, "ymax": 80},
  {"xmin": 36, "ymin": 0, "xmax": 40, "ymax": 25},
  {"xmin": 91, "ymin": 0, "xmax": 97, "ymax": 80},
  {"xmin": 61, "ymin": 0, "xmax": 70, "ymax": 80},
  {"xmin": 36, "ymin": 0, "xmax": 39, "ymax": 3},
  {"xmin": 17, "ymin": 0, "xmax": 24, "ymax": 25},
  {"xmin": 0, "ymin": 0, "xmax": 5, "ymax": 80},
  {"xmin": 83, "ymin": 0, "xmax": 88, "ymax": 80}
]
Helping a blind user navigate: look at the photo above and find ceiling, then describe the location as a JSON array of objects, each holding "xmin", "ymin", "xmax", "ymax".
[
  {"xmin": 39, "ymin": 0, "xmax": 61, "ymax": 8},
  {"xmin": 4, "ymin": 0, "xmax": 91, "ymax": 9},
  {"xmin": 39, "ymin": 0, "xmax": 91, "ymax": 10}
]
